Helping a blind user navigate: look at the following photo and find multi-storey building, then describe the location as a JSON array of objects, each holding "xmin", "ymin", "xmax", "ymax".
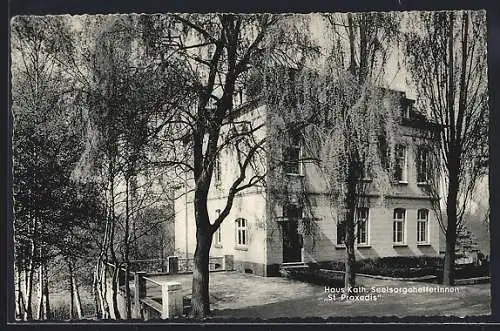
[{"xmin": 174, "ymin": 90, "xmax": 442, "ymax": 276}]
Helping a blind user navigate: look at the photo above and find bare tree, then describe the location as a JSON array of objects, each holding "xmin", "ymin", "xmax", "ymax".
[
  {"xmin": 137, "ymin": 13, "xmax": 320, "ymax": 317},
  {"xmin": 281, "ymin": 12, "xmax": 400, "ymax": 290},
  {"xmin": 405, "ymin": 10, "xmax": 488, "ymax": 285}
]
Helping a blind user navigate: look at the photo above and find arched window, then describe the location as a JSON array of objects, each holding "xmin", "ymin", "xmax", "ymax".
[{"xmin": 235, "ymin": 218, "xmax": 248, "ymax": 247}]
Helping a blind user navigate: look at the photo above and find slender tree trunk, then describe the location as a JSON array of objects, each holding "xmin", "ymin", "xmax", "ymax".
[
  {"xmin": 69, "ymin": 260, "xmax": 83, "ymax": 319},
  {"xmin": 16, "ymin": 266, "xmax": 27, "ymax": 320},
  {"xmin": 74, "ymin": 275, "xmax": 83, "ymax": 319},
  {"xmin": 344, "ymin": 160, "xmax": 358, "ymax": 290},
  {"xmin": 111, "ymin": 264, "xmax": 121, "ymax": 319},
  {"xmin": 95, "ymin": 211, "xmax": 111, "ymax": 319},
  {"xmin": 99, "ymin": 261, "xmax": 110, "ymax": 319},
  {"xmin": 24, "ymin": 268, "xmax": 31, "ymax": 320},
  {"xmin": 37, "ymin": 262, "xmax": 43, "ymax": 320},
  {"xmin": 92, "ymin": 266, "xmax": 101, "ymax": 319},
  {"xmin": 42, "ymin": 263, "xmax": 51, "ymax": 319},
  {"xmin": 124, "ymin": 176, "xmax": 132, "ymax": 319},
  {"xmin": 15, "ymin": 273, "xmax": 20, "ymax": 318},
  {"xmin": 68, "ymin": 260, "xmax": 75, "ymax": 319},
  {"xmin": 26, "ymin": 217, "xmax": 37, "ymax": 320},
  {"xmin": 443, "ymin": 157, "xmax": 460, "ymax": 285},
  {"xmin": 131, "ymin": 177, "xmax": 139, "ymax": 260},
  {"xmin": 26, "ymin": 263, "xmax": 35, "ymax": 319},
  {"xmin": 443, "ymin": 12, "xmax": 458, "ymax": 286},
  {"xmin": 107, "ymin": 169, "xmax": 120, "ymax": 320}
]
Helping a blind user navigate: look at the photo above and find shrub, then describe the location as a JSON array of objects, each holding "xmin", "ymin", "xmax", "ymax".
[
  {"xmin": 436, "ymin": 261, "xmax": 489, "ymax": 280},
  {"xmin": 321, "ymin": 256, "xmax": 490, "ymax": 280},
  {"xmin": 319, "ymin": 256, "xmax": 444, "ymax": 278},
  {"xmin": 282, "ymin": 268, "xmax": 344, "ymax": 289}
]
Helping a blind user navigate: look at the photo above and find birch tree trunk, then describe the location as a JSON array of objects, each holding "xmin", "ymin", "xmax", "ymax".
[
  {"xmin": 42, "ymin": 263, "xmax": 51, "ymax": 319},
  {"xmin": 69, "ymin": 260, "xmax": 75, "ymax": 319},
  {"xmin": 74, "ymin": 274, "xmax": 83, "ymax": 319}
]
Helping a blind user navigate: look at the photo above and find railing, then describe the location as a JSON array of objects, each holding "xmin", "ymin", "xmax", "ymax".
[
  {"xmin": 177, "ymin": 258, "xmax": 194, "ymax": 273},
  {"xmin": 177, "ymin": 256, "xmax": 226, "ymax": 273},
  {"xmin": 107, "ymin": 255, "xmax": 232, "ymax": 279},
  {"xmin": 141, "ymin": 276, "xmax": 163, "ymax": 319},
  {"xmin": 128, "ymin": 259, "xmax": 168, "ymax": 273},
  {"xmin": 104, "ymin": 255, "xmax": 234, "ymax": 319},
  {"xmin": 140, "ymin": 275, "xmax": 183, "ymax": 319}
]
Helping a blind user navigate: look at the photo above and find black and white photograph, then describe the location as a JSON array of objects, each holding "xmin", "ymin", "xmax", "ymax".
[{"xmin": 9, "ymin": 9, "xmax": 490, "ymax": 321}]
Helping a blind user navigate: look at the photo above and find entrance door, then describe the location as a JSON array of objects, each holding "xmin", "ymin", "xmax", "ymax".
[{"xmin": 282, "ymin": 220, "xmax": 302, "ymax": 263}]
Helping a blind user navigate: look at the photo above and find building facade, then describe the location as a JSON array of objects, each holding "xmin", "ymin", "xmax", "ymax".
[{"xmin": 174, "ymin": 91, "xmax": 441, "ymax": 277}]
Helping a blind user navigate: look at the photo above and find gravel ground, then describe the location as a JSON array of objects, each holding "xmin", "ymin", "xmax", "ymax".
[{"xmin": 146, "ymin": 271, "xmax": 491, "ymax": 319}]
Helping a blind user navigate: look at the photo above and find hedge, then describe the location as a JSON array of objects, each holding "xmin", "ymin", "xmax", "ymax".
[{"xmin": 311, "ymin": 256, "xmax": 489, "ymax": 280}]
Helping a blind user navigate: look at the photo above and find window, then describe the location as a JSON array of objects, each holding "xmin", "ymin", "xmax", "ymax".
[
  {"xmin": 416, "ymin": 147, "xmax": 429, "ymax": 183},
  {"xmin": 394, "ymin": 145, "xmax": 407, "ymax": 182},
  {"xmin": 393, "ymin": 208, "xmax": 406, "ymax": 244},
  {"xmin": 337, "ymin": 221, "xmax": 346, "ymax": 245},
  {"xmin": 356, "ymin": 207, "xmax": 369, "ymax": 245},
  {"xmin": 214, "ymin": 209, "xmax": 222, "ymax": 247},
  {"xmin": 400, "ymin": 97, "xmax": 414, "ymax": 119},
  {"xmin": 283, "ymin": 130, "xmax": 302, "ymax": 175},
  {"xmin": 235, "ymin": 218, "xmax": 248, "ymax": 247},
  {"xmin": 214, "ymin": 154, "xmax": 221, "ymax": 185},
  {"xmin": 417, "ymin": 209, "xmax": 428, "ymax": 244}
]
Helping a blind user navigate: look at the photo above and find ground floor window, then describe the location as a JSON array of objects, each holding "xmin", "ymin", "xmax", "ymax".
[
  {"xmin": 235, "ymin": 218, "xmax": 248, "ymax": 247},
  {"xmin": 393, "ymin": 208, "xmax": 406, "ymax": 244},
  {"xmin": 337, "ymin": 221, "xmax": 346, "ymax": 245},
  {"xmin": 357, "ymin": 207, "xmax": 369, "ymax": 245},
  {"xmin": 214, "ymin": 227, "xmax": 222, "ymax": 246},
  {"xmin": 417, "ymin": 209, "xmax": 428, "ymax": 243},
  {"xmin": 214, "ymin": 209, "xmax": 222, "ymax": 247}
]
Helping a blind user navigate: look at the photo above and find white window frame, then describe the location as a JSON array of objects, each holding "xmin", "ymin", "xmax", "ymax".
[
  {"xmin": 417, "ymin": 209, "xmax": 429, "ymax": 244},
  {"xmin": 393, "ymin": 208, "xmax": 406, "ymax": 245},
  {"xmin": 395, "ymin": 145, "xmax": 408, "ymax": 183},
  {"xmin": 356, "ymin": 207, "xmax": 370, "ymax": 246},
  {"xmin": 235, "ymin": 218, "xmax": 248, "ymax": 248},
  {"xmin": 214, "ymin": 209, "xmax": 222, "ymax": 247}
]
